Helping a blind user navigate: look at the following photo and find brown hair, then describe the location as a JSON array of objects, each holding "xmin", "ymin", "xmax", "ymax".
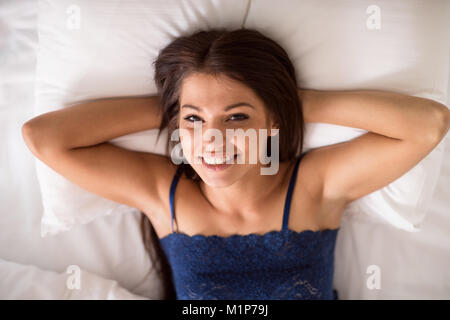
[
  {"xmin": 140, "ymin": 211, "xmax": 176, "ymax": 299},
  {"xmin": 141, "ymin": 27, "xmax": 304, "ymax": 299}
]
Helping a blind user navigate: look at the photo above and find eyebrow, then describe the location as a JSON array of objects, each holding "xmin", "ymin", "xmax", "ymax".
[{"xmin": 181, "ymin": 102, "xmax": 255, "ymax": 112}]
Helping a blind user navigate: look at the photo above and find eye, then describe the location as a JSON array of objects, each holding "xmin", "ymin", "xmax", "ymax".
[
  {"xmin": 228, "ymin": 113, "xmax": 249, "ymax": 121},
  {"xmin": 183, "ymin": 115, "xmax": 204, "ymax": 123}
]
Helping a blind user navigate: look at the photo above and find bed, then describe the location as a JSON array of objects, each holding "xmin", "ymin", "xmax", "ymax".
[{"xmin": 1, "ymin": 0, "xmax": 449, "ymax": 299}]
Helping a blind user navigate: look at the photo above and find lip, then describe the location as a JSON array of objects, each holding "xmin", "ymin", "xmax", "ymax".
[{"xmin": 201, "ymin": 154, "xmax": 238, "ymax": 172}]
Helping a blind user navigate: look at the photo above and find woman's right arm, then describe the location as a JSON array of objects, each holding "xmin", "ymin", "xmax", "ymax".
[
  {"xmin": 21, "ymin": 95, "xmax": 175, "ymax": 217},
  {"xmin": 22, "ymin": 95, "xmax": 164, "ymax": 151}
]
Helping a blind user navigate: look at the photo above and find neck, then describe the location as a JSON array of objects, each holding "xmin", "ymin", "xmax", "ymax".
[{"xmin": 199, "ymin": 160, "xmax": 292, "ymax": 220}]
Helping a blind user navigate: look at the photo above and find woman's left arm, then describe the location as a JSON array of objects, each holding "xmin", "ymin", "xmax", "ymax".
[{"xmin": 299, "ymin": 89, "xmax": 449, "ymax": 204}]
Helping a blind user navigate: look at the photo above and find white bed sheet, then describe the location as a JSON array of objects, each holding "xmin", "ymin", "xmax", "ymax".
[{"xmin": 1, "ymin": 0, "xmax": 449, "ymax": 299}]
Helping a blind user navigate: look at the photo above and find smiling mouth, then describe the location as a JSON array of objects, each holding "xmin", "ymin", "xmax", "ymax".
[{"xmin": 199, "ymin": 154, "xmax": 239, "ymax": 171}]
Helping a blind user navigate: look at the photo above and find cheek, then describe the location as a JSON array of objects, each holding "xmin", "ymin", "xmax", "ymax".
[
  {"xmin": 232, "ymin": 130, "xmax": 263, "ymax": 152},
  {"xmin": 179, "ymin": 131, "xmax": 195, "ymax": 161},
  {"xmin": 233, "ymin": 135, "xmax": 247, "ymax": 153},
  {"xmin": 231, "ymin": 129, "xmax": 269, "ymax": 163}
]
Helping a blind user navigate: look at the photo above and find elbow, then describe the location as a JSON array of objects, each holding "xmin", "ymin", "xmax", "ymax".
[
  {"xmin": 22, "ymin": 119, "xmax": 70, "ymax": 157},
  {"xmin": 433, "ymin": 102, "xmax": 449, "ymax": 139},
  {"xmin": 22, "ymin": 120, "xmax": 55, "ymax": 157},
  {"xmin": 22, "ymin": 121, "xmax": 40, "ymax": 156},
  {"xmin": 423, "ymin": 102, "xmax": 449, "ymax": 145},
  {"xmin": 22, "ymin": 121, "xmax": 34, "ymax": 145}
]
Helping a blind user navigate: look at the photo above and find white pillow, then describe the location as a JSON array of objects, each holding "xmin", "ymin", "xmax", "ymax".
[
  {"xmin": 34, "ymin": 0, "xmax": 250, "ymax": 236},
  {"xmin": 245, "ymin": 0, "xmax": 449, "ymax": 231},
  {"xmin": 34, "ymin": 0, "xmax": 448, "ymax": 236}
]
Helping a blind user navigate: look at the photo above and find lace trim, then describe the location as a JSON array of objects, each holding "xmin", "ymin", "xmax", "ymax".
[{"xmin": 159, "ymin": 227, "xmax": 339, "ymax": 242}]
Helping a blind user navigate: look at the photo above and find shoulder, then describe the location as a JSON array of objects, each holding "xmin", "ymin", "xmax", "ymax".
[
  {"xmin": 140, "ymin": 158, "xmax": 201, "ymax": 234},
  {"xmin": 139, "ymin": 153, "xmax": 180, "ymax": 218}
]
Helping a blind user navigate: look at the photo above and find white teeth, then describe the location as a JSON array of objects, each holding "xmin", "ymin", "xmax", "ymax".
[{"xmin": 203, "ymin": 154, "xmax": 235, "ymax": 165}]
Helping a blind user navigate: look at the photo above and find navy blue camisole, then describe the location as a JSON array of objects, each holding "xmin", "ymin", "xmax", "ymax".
[{"xmin": 159, "ymin": 153, "xmax": 340, "ymax": 300}]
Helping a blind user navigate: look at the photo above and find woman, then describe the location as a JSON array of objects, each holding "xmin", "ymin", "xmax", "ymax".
[{"xmin": 22, "ymin": 29, "xmax": 449, "ymax": 300}]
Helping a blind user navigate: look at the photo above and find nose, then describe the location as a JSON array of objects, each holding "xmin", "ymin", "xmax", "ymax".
[
  {"xmin": 200, "ymin": 121, "xmax": 231, "ymax": 155},
  {"xmin": 203, "ymin": 130, "xmax": 224, "ymax": 153}
]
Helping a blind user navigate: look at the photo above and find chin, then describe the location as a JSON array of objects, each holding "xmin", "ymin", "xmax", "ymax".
[
  {"xmin": 196, "ymin": 171, "xmax": 237, "ymax": 188},
  {"xmin": 189, "ymin": 164, "xmax": 240, "ymax": 188}
]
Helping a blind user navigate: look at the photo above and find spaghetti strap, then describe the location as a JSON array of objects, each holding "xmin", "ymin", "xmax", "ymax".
[
  {"xmin": 169, "ymin": 165, "xmax": 184, "ymax": 233},
  {"xmin": 282, "ymin": 152, "xmax": 307, "ymax": 231}
]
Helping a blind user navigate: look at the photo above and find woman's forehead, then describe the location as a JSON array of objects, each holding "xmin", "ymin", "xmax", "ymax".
[{"xmin": 180, "ymin": 73, "xmax": 262, "ymax": 110}]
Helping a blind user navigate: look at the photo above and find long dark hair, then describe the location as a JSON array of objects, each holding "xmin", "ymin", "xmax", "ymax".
[
  {"xmin": 140, "ymin": 27, "xmax": 304, "ymax": 299},
  {"xmin": 140, "ymin": 211, "xmax": 176, "ymax": 299}
]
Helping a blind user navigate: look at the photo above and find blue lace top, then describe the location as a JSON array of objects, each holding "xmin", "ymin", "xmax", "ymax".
[{"xmin": 159, "ymin": 153, "xmax": 340, "ymax": 300}]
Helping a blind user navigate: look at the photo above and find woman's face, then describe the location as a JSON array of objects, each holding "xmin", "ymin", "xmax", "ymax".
[{"xmin": 177, "ymin": 72, "xmax": 276, "ymax": 188}]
